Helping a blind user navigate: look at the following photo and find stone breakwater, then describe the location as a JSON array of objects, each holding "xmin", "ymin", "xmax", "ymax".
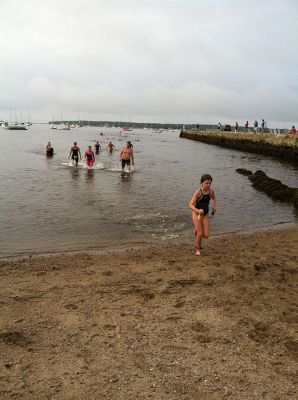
[
  {"xmin": 236, "ymin": 169, "xmax": 298, "ymax": 210},
  {"xmin": 180, "ymin": 130, "xmax": 298, "ymax": 163}
]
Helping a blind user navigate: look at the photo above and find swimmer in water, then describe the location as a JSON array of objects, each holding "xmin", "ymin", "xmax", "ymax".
[
  {"xmin": 188, "ymin": 174, "xmax": 216, "ymax": 256},
  {"xmin": 46, "ymin": 142, "xmax": 54, "ymax": 157},
  {"xmin": 68, "ymin": 142, "xmax": 82, "ymax": 166},
  {"xmin": 94, "ymin": 141, "xmax": 101, "ymax": 154},
  {"xmin": 107, "ymin": 142, "xmax": 115, "ymax": 154},
  {"xmin": 120, "ymin": 142, "xmax": 134, "ymax": 172},
  {"xmin": 85, "ymin": 145, "xmax": 95, "ymax": 168}
]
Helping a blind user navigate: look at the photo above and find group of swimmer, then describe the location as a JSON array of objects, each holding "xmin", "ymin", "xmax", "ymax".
[
  {"xmin": 46, "ymin": 141, "xmax": 216, "ymax": 257},
  {"xmin": 46, "ymin": 140, "xmax": 134, "ymax": 171}
]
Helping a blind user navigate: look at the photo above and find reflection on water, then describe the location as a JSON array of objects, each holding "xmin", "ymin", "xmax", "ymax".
[
  {"xmin": 0, "ymin": 125, "xmax": 297, "ymax": 257},
  {"xmin": 69, "ymin": 167, "xmax": 80, "ymax": 182},
  {"xmin": 85, "ymin": 169, "xmax": 95, "ymax": 183}
]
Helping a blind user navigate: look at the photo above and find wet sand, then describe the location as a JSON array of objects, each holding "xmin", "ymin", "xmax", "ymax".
[{"xmin": 0, "ymin": 226, "xmax": 297, "ymax": 399}]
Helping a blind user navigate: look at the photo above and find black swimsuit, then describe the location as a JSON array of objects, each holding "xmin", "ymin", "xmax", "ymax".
[
  {"xmin": 195, "ymin": 189, "xmax": 211, "ymax": 216},
  {"xmin": 72, "ymin": 148, "xmax": 79, "ymax": 159},
  {"xmin": 46, "ymin": 147, "xmax": 53, "ymax": 156}
]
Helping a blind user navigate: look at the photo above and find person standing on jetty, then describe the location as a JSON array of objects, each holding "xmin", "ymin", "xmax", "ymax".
[
  {"xmin": 289, "ymin": 126, "xmax": 296, "ymax": 136},
  {"xmin": 120, "ymin": 141, "xmax": 134, "ymax": 172},
  {"xmin": 254, "ymin": 120, "xmax": 258, "ymax": 134},
  {"xmin": 235, "ymin": 122, "xmax": 239, "ymax": 132},
  {"xmin": 244, "ymin": 120, "xmax": 249, "ymax": 132},
  {"xmin": 261, "ymin": 119, "xmax": 265, "ymax": 133},
  {"xmin": 68, "ymin": 142, "xmax": 82, "ymax": 166},
  {"xmin": 85, "ymin": 145, "xmax": 95, "ymax": 168},
  {"xmin": 188, "ymin": 174, "xmax": 216, "ymax": 256}
]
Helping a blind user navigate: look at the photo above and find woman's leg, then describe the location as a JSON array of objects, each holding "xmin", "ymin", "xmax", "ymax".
[
  {"xmin": 201, "ymin": 216, "xmax": 210, "ymax": 239},
  {"xmin": 193, "ymin": 212, "xmax": 203, "ymax": 255}
]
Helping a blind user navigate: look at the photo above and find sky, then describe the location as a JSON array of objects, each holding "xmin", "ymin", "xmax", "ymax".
[{"xmin": 0, "ymin": 0, "xmax": 297, "ymax": 127}]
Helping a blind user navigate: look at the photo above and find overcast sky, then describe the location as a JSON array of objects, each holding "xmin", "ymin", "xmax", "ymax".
[{"xmin": 0, "ymin": 0, "xmax": 297, "ymax": 127}]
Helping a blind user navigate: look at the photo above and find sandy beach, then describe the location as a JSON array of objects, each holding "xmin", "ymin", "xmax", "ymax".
[{"xmin": 1, "ymin": 226, "xmax": 297, "ymax": 400}]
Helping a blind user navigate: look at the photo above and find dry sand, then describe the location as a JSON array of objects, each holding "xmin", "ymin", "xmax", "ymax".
[{"xmin": 0, "ymin": 227, "xmax": 297, "ymax": 400}]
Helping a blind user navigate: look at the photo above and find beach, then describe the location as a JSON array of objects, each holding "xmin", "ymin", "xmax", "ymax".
[{"xmin": 1, "ymin": 226, "xmax": 297, "ymax": 400}]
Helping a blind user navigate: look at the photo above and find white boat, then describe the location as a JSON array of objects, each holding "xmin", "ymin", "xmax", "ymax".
[
  {"xmin": 4, "ymin": 107, "xmax": 28, "ymax": 130},
  {"xmin": 57, "ymin": 123, "xmax": 70, "ymax": 130},
  {"xmin": 3, "ymin": 123, "xmax": 27, "ymax": 130}
]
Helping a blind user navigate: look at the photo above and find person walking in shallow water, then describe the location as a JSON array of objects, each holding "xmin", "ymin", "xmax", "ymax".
[
  {"xmin": 85, "ymin": 145, "xmax": 95, "ymax": 168},
  {"xmin": 188, "ymin": 174, "xmax": 216, "ymax": 256},
  {"xmin": 120, "ymin": 142, "xmax": 134, "ymax": 172},
  {"xmin": 46, "ymin": 142, "xmax": 54, "ymax": 157},
  {"xmin": 107, "ymin": 142, "xmax": 115, "ymax": 154},
  {"xmin": 94, "ymin": 141, "xmax": 101, "ymax": 154},
  {"xmin": 68, "ymin": 142, "xmax": 82, "ymax": 166}
]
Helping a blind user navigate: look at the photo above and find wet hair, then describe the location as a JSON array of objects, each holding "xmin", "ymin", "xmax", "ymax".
[
  {"xmin": 200, "ymin": 174, "xmax": 213, "ymax": 183},
  {"xmin": 74, "ymin": 142, "xmax": 77, "ymax": 145}
]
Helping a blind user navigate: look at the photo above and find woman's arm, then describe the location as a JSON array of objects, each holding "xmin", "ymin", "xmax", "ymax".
[
  {"xmin": 188, "ymin": 190, "xmax": 200, "ymax": 213},
  {"xmin": 211, "ymin": 190, "xmax": 217, "ymax": 212}
]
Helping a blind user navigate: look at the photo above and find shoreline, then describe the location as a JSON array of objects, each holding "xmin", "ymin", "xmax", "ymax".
[
  {"xmin": 0, "ymin": 221, "xmax": 296, "ymax": 262},
  {"xmin": 1, "ymin": 225, "xmax": 297, "ymax": 399}
]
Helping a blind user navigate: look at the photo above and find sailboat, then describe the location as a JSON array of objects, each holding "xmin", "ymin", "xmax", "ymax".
[
  {"xmin": 25, "ymin": 111, "xmax": 32, "ymax": 126},
  {"xmin": 57, "ymin": 114, "xmax": 70, "ymax": 130},
  {"xmin": 3, "ymin": 108, "xmax": 27, "ymax": 130}
]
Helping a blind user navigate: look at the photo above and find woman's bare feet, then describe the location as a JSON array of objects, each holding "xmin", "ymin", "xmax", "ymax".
[{"xmin": 195, "ymin": 249, "xmax": 201, "ymax": 256}]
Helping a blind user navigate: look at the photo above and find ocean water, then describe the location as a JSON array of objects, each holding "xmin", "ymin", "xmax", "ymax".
[{"xmin": 0, "ymin": 125, "xmax": 297, "ymax": 257}]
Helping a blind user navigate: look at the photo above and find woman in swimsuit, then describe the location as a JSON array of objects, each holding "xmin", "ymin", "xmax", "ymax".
[
  {"xmin": 107, "ymin": 142, "xmax": 115, "ymax": 154},
  {"xmin": 188, "ymin": 174, "xmax": 216, "ymax": 256},
  {"xmin": 85, "ymin": 145, "xmax": 95, "ymax": 168},
  {"xmin": 94, "ymin": 141, "xmax": 101, "ymax": 154}
]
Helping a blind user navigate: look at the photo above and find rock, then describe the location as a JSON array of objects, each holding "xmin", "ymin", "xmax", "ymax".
[
  {"xmin": 292, "ymin": 189, "xmax": 298, "ymax": 210},
  {"xmin": 248, "ymin": 170, "xmax": 296, "ymax": 205},
  {"xmin": 236, "ymin": 168, "xmax": 252, "ymax": 176}
]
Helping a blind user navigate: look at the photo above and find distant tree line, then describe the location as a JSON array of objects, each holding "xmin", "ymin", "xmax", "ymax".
[{"xmin": 49, "ymin": 120, "xmax": 205, "ymax": 130}]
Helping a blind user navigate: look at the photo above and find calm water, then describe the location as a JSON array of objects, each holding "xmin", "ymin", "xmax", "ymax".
[{"xmin": 0, "ymin": 125, "xmax": 297, "ymax": 257}]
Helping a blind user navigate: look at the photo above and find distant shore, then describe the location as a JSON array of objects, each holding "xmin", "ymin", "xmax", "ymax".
[
  {"xmin": 180, "ymin": 130, "xmax": 298, "ymax": 162},
  {"xmin": 1, "ymin": 225, "xmax": 297, "ymax": 399}
]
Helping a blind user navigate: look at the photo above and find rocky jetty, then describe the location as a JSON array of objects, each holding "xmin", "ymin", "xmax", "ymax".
[
  {"xmin": 180, "ymin": 130, "xmax": 298, "ymax": 163},
  {"xmin": 236, "ymin": 168, "xmax": 298, "ymax": 209}
]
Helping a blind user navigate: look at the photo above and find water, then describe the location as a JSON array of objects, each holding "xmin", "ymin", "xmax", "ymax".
[{"xmin": 0, "ymin": 125, "xmax": 297, "ymax": 257}]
